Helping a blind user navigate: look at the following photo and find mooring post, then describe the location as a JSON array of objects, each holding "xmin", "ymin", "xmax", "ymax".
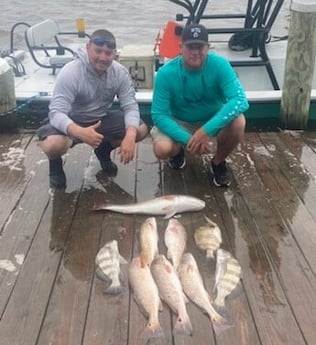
[
  {"xmin": 0, "ymin": 58, "xmax": 17, "ymax": 132},
  {"xmin": 281, "ymin": 0, "xmax": 316, "ymax": 128}
]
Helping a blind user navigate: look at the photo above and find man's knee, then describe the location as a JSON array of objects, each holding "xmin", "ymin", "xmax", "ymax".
[
  {"xmin": 39, "ymin": 135, "xmax": 72, "ymax": 159},
  {"xmin": 136, "ymin": 123, "xmax": 148, "ymax": 142},
  {"xmin": 224, "ymin": 114, "xmax": 246, "ymax": 139},
  {"xmin": 153, "ymin": 141, "xmax": 180, "ymax": 159},
  {"xmin": 232, "ymin": 114, "xmax": 246, "ymax": 134}
]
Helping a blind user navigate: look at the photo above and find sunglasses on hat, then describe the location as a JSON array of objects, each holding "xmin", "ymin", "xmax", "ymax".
[{"xmin": 90, "ymin": 37, "xmax": 116, "ymax": 49}]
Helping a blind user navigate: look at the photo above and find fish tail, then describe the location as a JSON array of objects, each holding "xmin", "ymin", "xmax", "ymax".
[
  {"xmin": 140, "ymin": 321, "xmax": 164, "ymax": 339},
  {"xmin": 212, "ymin": 318, "xmax": 235, "ymax": 336},
  {"xmin": 206, "ymin": 249, "xmax": 215, "ymax": 259},
  {"xmin": 104, "ymin": 283, "xmax": 124, "ymax": 295},
  {"xmin": 213, "ymin": 303, "xmax": 230, "ymax": 320},
  {"xmin": 173, "ymin": 314, "xmax": 193, "ymax": 336}
]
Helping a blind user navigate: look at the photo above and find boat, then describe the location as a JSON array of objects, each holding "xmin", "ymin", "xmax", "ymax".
[
  {"xmin": 0, "ymin": 0, "xmax": 316, "ymax": 132},
  {"xmin": 1, "ymin": 2, "xmax": 316, "ymax": 344}
]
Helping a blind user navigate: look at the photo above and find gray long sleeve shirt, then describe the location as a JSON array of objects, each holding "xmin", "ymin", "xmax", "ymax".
[{"xmin": 48, "ymin": 48, "xmax": 140, "ymax": 134}]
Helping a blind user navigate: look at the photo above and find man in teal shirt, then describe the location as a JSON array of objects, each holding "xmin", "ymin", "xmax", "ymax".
[{"xmin": 151, "ymin": 23, "xmax": 249, "ymax": 187}]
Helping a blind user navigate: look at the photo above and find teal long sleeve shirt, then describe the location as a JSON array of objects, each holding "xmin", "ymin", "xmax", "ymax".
[{"xmin": 151, "ymin": 52, "xmax": 249, "ymax": 145}]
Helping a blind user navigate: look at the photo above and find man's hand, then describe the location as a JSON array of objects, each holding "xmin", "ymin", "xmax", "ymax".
[
  {"xmin": 186, "ymin": 127, "xmax": 211, "ymax": 155},
  {"xmin": 118, "ymin": 126, "xmax": 137, "ymax": 164},
  {"xmin": 68, "ymin": 121, "xmax": 104, "ymax": 148}
]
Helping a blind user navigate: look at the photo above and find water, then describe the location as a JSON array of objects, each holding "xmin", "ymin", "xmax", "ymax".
[{"xmin": 1, "ymin": 0, "xmax": 290, "ymax": 51}]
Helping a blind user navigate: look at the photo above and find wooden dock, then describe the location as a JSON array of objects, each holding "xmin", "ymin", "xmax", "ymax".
[{"xmin": 1, "ymin": 130, "xmax": 316, "ymax": 345}]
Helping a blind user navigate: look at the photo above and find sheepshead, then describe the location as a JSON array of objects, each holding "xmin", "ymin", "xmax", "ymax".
[
  {"xmin": 128, "ymin": 257, "xmax": 164, "ymax": 339},
  {"xmin": 164, "ymin": 218, "xmax": 187, "ymax": 271},
  {"xmin": 95, "ymin": 240, "xmax": 127, "ymax": 295},
  {"xmin": 214, "ymin": 249, "xmax": 242, "ymax": 312},
  {"xmin": 139, "ymin": 217, "xmax": 159, "ymax": 267},
  {"xmin": 151, "ymin": 255, "xmax": 193, "ymax": 336},
  {"xmin": 179, "ymin": 253, "xmax": 228, "ymax": 335},
  {"xmin": 93, "ymin": 194, "xmax": 205, "ymax": 219},
  {"xmin": 194, "ymin": 216, "xmax": 222, "ymax": 259}
]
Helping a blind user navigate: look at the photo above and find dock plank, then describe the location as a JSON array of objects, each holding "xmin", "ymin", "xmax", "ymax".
[
  {"xmin": 0, "ymin": 133, "xmax": 39, "ymax": 231},
  {"xmin": 35, "ymin": 153, "xmax": 104, "ymax": 345},
  {"xmin": 83, "ymin": 151, "xmax": 137, "ymax": 345},
  {"xmin": 228, "ymin": 134, "xmax": 310, "ymax": 345},
  {"xmin": 183, "ymin": 154, "xmax": 261, "ymax": 345},
  {"xmin": 0, "ymin": 132, "xmax": 316, "ymax": 345},
  {"xmin": 161, "ymin": 162, "xmax": 217, "ymax": 345},
  {"xmin": 259, "ymin": 132, "xmax": 316, "ymax": 272},
  {"xmin": 0, "ymin": 144, "xmax": 91, "ymax": 345},
  {"xmin": 128, "ymin": 139, "xmax": 173, "ymax": 345}
]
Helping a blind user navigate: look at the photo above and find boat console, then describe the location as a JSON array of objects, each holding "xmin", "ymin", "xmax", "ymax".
[{"xmin": 160, "ymin": 0, "xmax": 285, "ymax": 90}]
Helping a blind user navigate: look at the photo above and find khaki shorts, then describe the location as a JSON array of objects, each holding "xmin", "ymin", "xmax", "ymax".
[{"xmin": 150, "ymin": 118, "xmax": 205, "ymax": 143}]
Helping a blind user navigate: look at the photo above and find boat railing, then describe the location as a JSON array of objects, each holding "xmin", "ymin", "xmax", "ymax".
[{"xmin": 167, "ymin": 0, "xmax": 285, "ymax": 90}]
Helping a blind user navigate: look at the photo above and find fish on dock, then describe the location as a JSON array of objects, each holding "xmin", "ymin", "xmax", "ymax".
[
  {"xmin": 151, "ymin": 255, "xmax": 193, "ymax": 336},
  {"xmin": 164, "ymin": 218, "xmax": 187, "ymax": 271},
  {"xmin": 178, "ymin": 253, "xmax": 229, "ymax": 335},
  {"xmin": 95, "ymin": 240, "xmax": 127, "ymax": 295},
  {"xmin": 194, "ymin": 216, "xmax": 222, "ymax": 259},
  {"xmin": 128, "ymin": 257, "xmax": 164, "ymax": 340},
  {"xmin": 139, "ymin": 217, "xmax": 159, "ymax": 267},
  {"xmin": 213, "ymin": 249, "xmax": 242, "ymax": 313},
  {"xmin": 93, "ymin": 194, "xmax": 205, "ymax": 219}
]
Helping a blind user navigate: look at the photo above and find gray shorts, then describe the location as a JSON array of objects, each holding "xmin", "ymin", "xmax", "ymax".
[
  {"xmin": 38, "ymin": 110, "xmax": 129, "ymax": 145},
  {"xmin": 150, "ymin": 118, "xmax": 205, "ymax": 143}
]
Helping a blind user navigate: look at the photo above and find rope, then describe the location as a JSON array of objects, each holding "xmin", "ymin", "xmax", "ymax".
[
  {"xmin": 0, "ymin": 94, "xmax": 41, "ymax": 117},
  {"xmin": 0, "ymin": 50, "xmax": 26, "ymax": 77}
]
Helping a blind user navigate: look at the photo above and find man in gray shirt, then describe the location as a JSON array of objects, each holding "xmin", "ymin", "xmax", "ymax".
[{"xmin": 38, "ymin": 29, "xmax": 148, "ymax": 188}]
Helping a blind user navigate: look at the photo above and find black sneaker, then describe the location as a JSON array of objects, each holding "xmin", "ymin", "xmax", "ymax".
[
  {"xmin": 94, "ymin": 141, "xmax": 118, "ymax": 176},
  {"xmin": 211, "ymin": 160, "xmax": 232, "ymax": 187},
  {"xmin": 99, "ymin": 159, "xmax": 118, "ymax": 176},
  {"xmin": 49, "ymin": 158, "xmax": 66, "ymax": 189},
  {"xmin": 167, "ymin": 147, "xmax": 186, "ymax": 169}
]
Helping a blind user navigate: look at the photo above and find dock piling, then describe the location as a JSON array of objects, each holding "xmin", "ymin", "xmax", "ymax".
[{"xmin": 281, "ymin": 0, "xmax": 316, "ymax": 128}]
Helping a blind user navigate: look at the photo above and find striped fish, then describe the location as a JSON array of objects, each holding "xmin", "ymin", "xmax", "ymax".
[
  {"xmin": 194, "ymin": 216, "xmax": 222, "ymax": 259},
  {"xmin": 213, "ymin": 249, "xmax": 242, "ymax": 312},
  {"xmin": 95, "ymin": 240, "xmax": 127, "ymax": 295}
]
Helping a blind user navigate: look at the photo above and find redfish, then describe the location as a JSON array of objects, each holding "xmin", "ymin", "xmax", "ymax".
[
  {"xmin": 179, "ymin": 253, "xmax": 229, "ymax": 335},
  {"xmin": 139, "ymin": 217, "xmax": 159, "ymax": 267},
  {"xmin": 93, "ymin": 194, "xmax": 205, "ymax": 219},
  {"xmin": 164, "ymin": 218, "xmax": 187, "ymax": 271},
  {"xmin": 151, "ymin": 255, "xmax": 193, "ymax": 336},
  {"xmin": 128, "ymin": 257, "xmax": 164, "ymax": 339}
]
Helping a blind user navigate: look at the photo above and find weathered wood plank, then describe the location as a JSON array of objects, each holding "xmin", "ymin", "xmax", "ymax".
[
  {"xmin": 277, "ymin": 131, "xmax": 316, "ymax": 222},
  {"xmin": 128, "ymin": 139, "xmax": 173, "ymax": 345},
  {"xmin": 160, "ymin": 161, "xmax": 216, "ymax": 345},
  {"xmin": 183, "ymin": 153, "xmax": 261, "ymax": 345},
  {"xmin": 301, "ymin": 131, "xmax": 316, "ymax": 154},
  {"xmin": 0, "ymin": 133, "xmax": 38, "ymax": 231},
  {"xmin": 228, "ymin": 133, "xmax": 310, "ymax": 345},
  {"xmin": 82, "ymin": 148, "xmax": 137, "ymax": 345},
  {"xmin": 34, "ymin": 151, "xmax": 105, "ymax": 345},
  {"xmin": 0, "ymin": 144, "xmax": 91, "ymax": 345},
  {"xmin": 1, "ymin": 132, "xmax": 316, "ymax": 345},
  {"xmin": 259, "ymin": 132, "xmax": 316, "ymax": 272},
  {"xmin": 0, "ymin": 141, "xmax": 50, "ymax": 319}
]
